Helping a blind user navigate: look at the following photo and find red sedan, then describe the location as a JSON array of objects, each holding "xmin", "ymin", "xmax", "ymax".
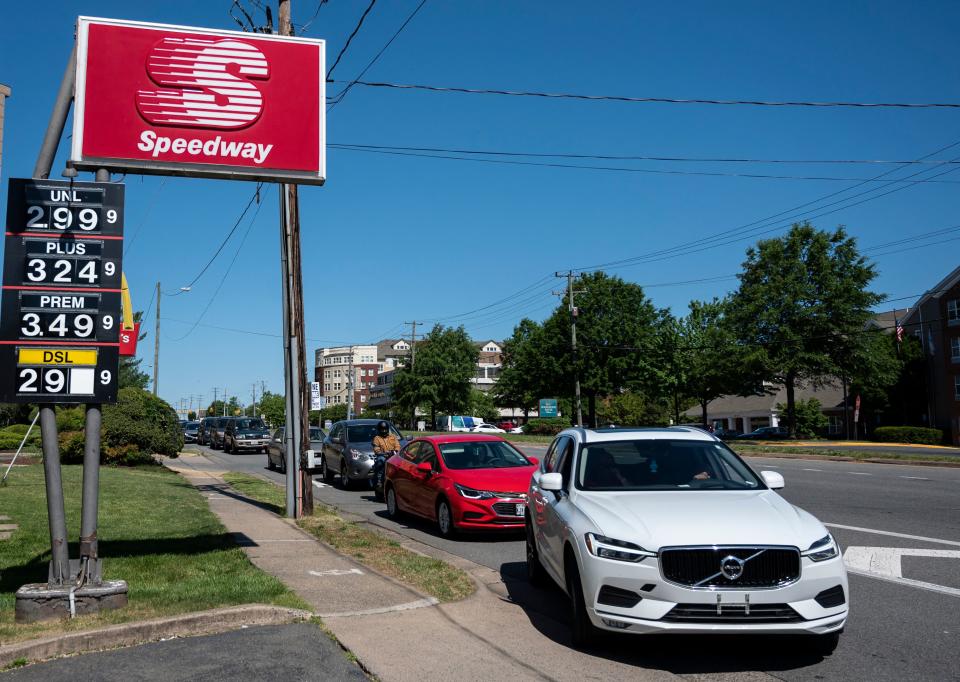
[{"xmin": 384, "ymin": 434, "xmax": 539, "ymax": 537}]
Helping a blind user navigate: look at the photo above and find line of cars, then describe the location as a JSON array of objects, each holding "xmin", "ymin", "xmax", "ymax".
[
  {"xmin": 188, "ymin": 416, "xmax": 272, "ymax": 453},
  {"xmin": 312, "ymin": 419, "xmax": 848, "ymax": 652}
]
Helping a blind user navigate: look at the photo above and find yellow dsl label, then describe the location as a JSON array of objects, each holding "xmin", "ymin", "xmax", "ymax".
[{"xmin": 18, "ymin": 348, "xmax": 98, "ymax": 366}]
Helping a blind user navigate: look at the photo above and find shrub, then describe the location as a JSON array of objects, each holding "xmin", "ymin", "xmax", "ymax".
[
  {"xmin": 775, "ymin": 398, "xmax": 829, "ymax": 439},
  {"xmin": 101, "ymin": 388, "xmax": 183, "ymax": 462},
  {"xmin": 523, "ymin": 417, "xmax": 569, "ymax": 436},
  {"xmin": 873, "ymin": 426, "xmax": 943, "ymax": 445}
]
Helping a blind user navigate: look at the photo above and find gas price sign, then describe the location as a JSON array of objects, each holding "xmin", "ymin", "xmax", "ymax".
[{"xmin": 0, "ymin": 179, "xmax": 124, "ymax": 403}]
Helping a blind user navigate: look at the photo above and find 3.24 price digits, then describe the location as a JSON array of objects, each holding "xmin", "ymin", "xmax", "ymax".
[
  {"xmin": 24, "ymin": 204, "xmax": 118, "ymax": 232},
  {"xmin": 23, "ymin": 257, "xmax": 116, "ymax": 286},
  {"xmin": 19, "ymin": 311, "xmax": 116, "ymax": 340}
]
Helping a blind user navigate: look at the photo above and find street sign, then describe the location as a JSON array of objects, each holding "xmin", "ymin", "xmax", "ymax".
[
  {"xmin": 539, "ymin": 398, "xmax": 558, "ymax": 419},
  {"xmin": 0, "ymin": 179, "xmax": 123, "ymax": 403},
  {"xmin": 70, "ymin": 17, "xmax": 326, "ymax": 185},
  {"xmin": 310, "ymin": 381, "xmax": 325, "ymax": 411}
]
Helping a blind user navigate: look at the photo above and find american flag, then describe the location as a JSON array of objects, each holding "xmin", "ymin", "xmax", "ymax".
[{"xmin": 895, "ymin": 317, "xmax": 904, "ymax": 343}]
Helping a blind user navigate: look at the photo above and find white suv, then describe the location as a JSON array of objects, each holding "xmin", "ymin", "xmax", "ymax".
[{"xmin": 526, "ymin": 427, "xmax": 848, "ymax": 651}]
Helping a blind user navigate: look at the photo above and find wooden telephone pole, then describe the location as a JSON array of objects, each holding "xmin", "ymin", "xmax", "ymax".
[{"xmin": 278, "ymin": 0, "xmax": 312, "ymax": 516}]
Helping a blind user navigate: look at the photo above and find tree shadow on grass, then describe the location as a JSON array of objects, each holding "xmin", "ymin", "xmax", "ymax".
[
  {"xmin": 0, "ymin": 532, "xmax": 259, "ymax": 595},
  {"xmin": 194, "ymin": 483, "xmax": 283, "ymax": 516}
]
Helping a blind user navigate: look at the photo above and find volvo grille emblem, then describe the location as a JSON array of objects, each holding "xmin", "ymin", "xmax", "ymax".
[{"xmin": 720, "ymin": 555, "xmax": 745, "ymax": 580}]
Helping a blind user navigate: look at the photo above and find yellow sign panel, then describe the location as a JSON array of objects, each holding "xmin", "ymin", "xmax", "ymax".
[{"xmin": 18, "ymin": 348, "xmax": 98, "ymax": 366}]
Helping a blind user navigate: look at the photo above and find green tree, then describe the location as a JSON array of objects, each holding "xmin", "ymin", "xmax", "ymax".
[
  {"xmin": 596, "ymin": 391, "xmax": 671, "ymax": 427},
  {"xmin": 187, "ymin": 410, "xmax": 197, "ymax": 421},
  {"xmin": 468, "ymin": 388, "xmax": 500, "ymax": 423},
  {"xmin": 392, "ymin": 325, "xmax": 477, "ymax": 427},
  {"xmin": 728, "ymin": 224, "xmax": 882, "ymax": 437},
  {"xmin": 256, "ymin": 391, "xmax": 286, "ymax": 426},
  {"xmin": 678, "ymin": 298, "xmax": 753, "ymax": 426},
  {"xmin": 319, "ymin": 402, "xmax": 348, "ymax": 424},
  {"xmin": 495, "ymin": 318, "xmax": 549, "ymax": 417},
  {"xmin": 775, "ymin": 398, "xmax": 828, "ymax": 438},
  {"xmin": 541, "ymin": 272, "xmax": 665, "ymax": 426}
]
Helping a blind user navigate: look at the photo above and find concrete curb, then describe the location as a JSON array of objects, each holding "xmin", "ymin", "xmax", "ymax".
[
  {"xmin": 740, "ymin": 451, "xmax": 960, "ymax": 468},
  {"xmin": 0, "ymin": 604, "xmax": 314, "ymax": 669}
]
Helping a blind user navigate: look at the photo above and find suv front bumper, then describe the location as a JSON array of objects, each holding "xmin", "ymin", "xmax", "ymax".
[{"xmin": 580, "ymin": 550, "xmax": 848, "ymax": 635}]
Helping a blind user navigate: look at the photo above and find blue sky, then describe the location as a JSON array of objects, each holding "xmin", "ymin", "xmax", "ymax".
[{"xmin": 2, "ymin": 1, "xmax": 959, "ymax": 412}]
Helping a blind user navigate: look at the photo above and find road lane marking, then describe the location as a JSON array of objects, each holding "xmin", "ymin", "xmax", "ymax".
[
  {"xmin": 901, "ymin": 476, "xmax": 930, "ymax": 480},
  {"xmin": 309, "ymin": 568, "xmax": 364, "ymax": 577},
  {"xmin": 847, "ymin": 472, "xmax": 872, "ymax": 476},
  {"xmin": 844, "ymin": 546, "xmax": 960, "ymax": 599},
  {"xmin": 312, "ymin": 481, "xmax": 331, "ymax": 489},
  {"xmin": 802, "ymin": 468, "xmax": 823, "ymax": 472},
  {"xmin": 826, "ymin": 523, "xmax": 960, "ymax": 547}
]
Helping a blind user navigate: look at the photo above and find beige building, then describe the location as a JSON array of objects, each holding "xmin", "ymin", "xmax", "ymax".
[{"xmin": 314, "ymin": 345, "xmax": 379, "ymax": 415}]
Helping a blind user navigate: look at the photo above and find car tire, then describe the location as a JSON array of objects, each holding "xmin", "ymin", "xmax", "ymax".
[
  {"xmin": 385, "ymin": 485, "xmax": 401, "ymax": 519},
  {"xmin": 566, "ymin": 556, "xmax": 598, "ymax": 649},
  {"xmin": 374, "ymin": 485, "xmax": 384, "ymax": 503},
  {"xmin": 525, "ymin": 515, "xmax": 549, "ymax": 588},
  {"xmin": 340, "ymin": 460, "xmax": 352, "ymax": 489},
  {"xmin": 279, "ymin": 456, "xmax": 286, "ymax": 474},
  {"xmin": 321, "ymin": 457, "xmax": 335, "ymax": 484},
  {"xmin": 436, "ymin": 499, "xmax": 456, "ymax": 538},
  {"xmin": 811, "ymin": 631, "xmax": 841, "ymax": 656},
  {"xmin": 266, "ymin": 456, "xmax": 274, "ymax": 471}
]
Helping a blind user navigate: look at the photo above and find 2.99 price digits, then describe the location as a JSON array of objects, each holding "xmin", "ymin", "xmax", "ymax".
[{"xmin": 24, "ymin": 205, "xmax": 117, "ymax": 232}]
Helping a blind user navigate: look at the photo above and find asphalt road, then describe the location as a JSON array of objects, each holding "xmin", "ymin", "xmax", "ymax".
[
  {"xmin": 195, "ymin": 443, "xmax": 960, "ymax": 682},
  {"xmin": 740, "ymin": 441, "xmax": 960, "ymax": 457},
  {"xmin": 4, "ymin": 623, "xmax": 366, "ymax": 681}
]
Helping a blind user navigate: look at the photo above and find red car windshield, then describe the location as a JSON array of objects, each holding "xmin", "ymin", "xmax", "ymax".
[{"xmin": 439, "ymin": 441, "xmax": 530, "ymax": 470}]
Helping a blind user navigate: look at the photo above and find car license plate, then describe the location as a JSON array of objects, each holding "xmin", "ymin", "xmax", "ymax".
[{"xmin": 515, "ymin": 503, "xmax": 525, "ymax": 516}]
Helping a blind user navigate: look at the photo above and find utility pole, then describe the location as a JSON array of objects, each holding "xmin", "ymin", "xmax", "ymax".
[
  {"xmin": 555, "ymin": 272, "xmax": 583, "ymax": 426},
  {"xmin": 404, "ymin": 321, "xmax": 420, "ymax": 428},
  {"xmin": 153, "ymin": 281, "xmax": 160, "ymax": 396},
  {"xmin": 278, "ymin": 0, "xmax": 312, "ymax": 516},
  {"xmin": 223, "ymin": 387, "xmax": 228, "ymax": 416},
  {"xmin": 347, "ymin": 346, "xmax": 355, "ymax": 420},
  {"xmin": 252, "ymin": 383, "xmax": 258, "ymax": 417},
  {"xmin": 211, "ymin": 387, "xmax": 218, "ymax": 417}
]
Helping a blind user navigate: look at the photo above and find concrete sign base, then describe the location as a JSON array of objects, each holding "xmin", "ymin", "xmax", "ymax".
[{"xmin": 15, "ymin": 580, "xmax": 128, "ymax": 623}]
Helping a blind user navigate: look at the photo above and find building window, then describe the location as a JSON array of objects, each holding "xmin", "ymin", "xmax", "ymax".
[
  {"xmin": 324, "ymin": 383, "xmax": 330, "ymax": 392},
  {"xmin": 334, "ymin": 383, "xmax": 341, "ymax": 391},
  {"xmin": 334, "ymin": 370, "xmax": 341, "ymax": 378},
  {"xmin": 828, "ymin": 415, "xmax": 842, "ymax": 435},
  {"xmin": 360, "ymin": 394, "xmax": 366, "ymax": 402},
  {"xmin": 950, "ymin": 299, "xmax": 960, "ymax": 325},
  {"xmin": 955, "ymin": 376, "xmax": 960, "ymax": 400},
  {"xmin": 953, "ymin": 338, "xmax": 960, "ymax": 362}
]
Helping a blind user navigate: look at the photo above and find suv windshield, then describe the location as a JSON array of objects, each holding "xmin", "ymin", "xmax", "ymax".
[
  {"xmin": 309, "ymin": 427, "xmax": 324, "ymax": 441},
  {"xmin": 575, "ymin": 439, "xmax": 763, "ymax": 491},
  {"xmin": 235, "ymin": 418, "xmax": 266, "ymax": 430},
  {"xmin": 439, "ymin": 441, "xmax": 530, "ymax": 470}
]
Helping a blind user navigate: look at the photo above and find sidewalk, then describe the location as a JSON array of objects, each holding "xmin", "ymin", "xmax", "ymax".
[{"xmin": 167, "ymin": 454, "xmax": 680, "ymax": 682}]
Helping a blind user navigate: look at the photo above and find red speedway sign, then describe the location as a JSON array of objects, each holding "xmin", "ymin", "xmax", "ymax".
[{"xmin": 70, "ymin": 17, "xmax": 325, "ymax": 184}]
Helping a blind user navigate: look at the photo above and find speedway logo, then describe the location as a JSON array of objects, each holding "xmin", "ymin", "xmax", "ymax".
[
  {"xmin": 72, "ymin": 17, "xmax": 325, "ymax": 183},
  {"xmin": 136, "ymin": 36, "xmax": 269, "ymax": 129},
  {"xmin": 137, "ymin": 131, "xmax": 273, "ymax": 164}
]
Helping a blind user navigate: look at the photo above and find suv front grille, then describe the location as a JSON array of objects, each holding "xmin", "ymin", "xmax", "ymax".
[
  {"xmin": 491, "ymin": 502, "xmax": 525, "ymax": 518},
  {"xmin": 659, "ymin": 546, "xmax": 800, "ymax": 588},
  {"xmin": 662, "ymin": 603, "xmax": 802, "ymax": 623}
]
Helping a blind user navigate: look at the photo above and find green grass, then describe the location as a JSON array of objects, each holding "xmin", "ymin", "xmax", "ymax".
[
  {"xmin": 222, "ymin": 472, "xmax": 475, "ymax": 603},
  {"xmin": 730, "ymin": 442, "xmax": 960, "ymax": 463},
  {"xmin": 0, "ymin": 462, "xmax": 307, "ymax": 645}
]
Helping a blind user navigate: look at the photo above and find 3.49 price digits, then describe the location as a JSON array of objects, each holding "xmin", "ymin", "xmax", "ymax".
[{"xmin": 18, "ymin": 311, "xmax": 115, "ymax": 339}]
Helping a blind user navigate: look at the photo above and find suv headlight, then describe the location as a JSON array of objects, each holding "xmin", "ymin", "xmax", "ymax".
[
  {"xmin": 584, "ymin": 533, "xmax": 656, "ymax": 563},
  {"xmin": 802, "ymin": 534, "xmax": 839, "ymax": 562},
  {"xmin": 349, "ymin": 448, "xmax": 366, "ymax": 460},
  {"xmin": 455, "ymin": 483, "xmax": 496, "ymax": 500}
]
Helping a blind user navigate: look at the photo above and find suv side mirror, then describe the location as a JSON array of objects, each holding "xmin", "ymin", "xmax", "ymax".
[
  {"xmin": 761, "ymin": 471, "xmax": 785, "ymax": 489},
  {"xmin": 540, "ymin": 472, "xmax": 563, "ymax": 491}
]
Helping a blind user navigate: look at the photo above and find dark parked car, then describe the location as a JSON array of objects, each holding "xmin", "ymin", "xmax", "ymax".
[
  {"xmin": 197, "ymin": 417, "xmax": 217, "ymax": 445},
  {"xmin": 321, "ymin": 419, "xmax": 407, "ymax": 488},
  {"xmin": 713, "ymin": 427, "xmax": 742, "ymax": 440},
  {"xmin": 266, "ymin": 426, "xmax": 326, "ymax": 473},
  {"xmin": 208, "ymin": 417, "xmax": 231, "ymax": 449},
  {"xmin": 223, "ymin": 417, "xmax": 271, "ymax": 454},
  {"xmin": 735, "ymin": 426, "xmax": 790, "ymax": 440},
  {"xmin": 182, "ymin": 421, "xmax": 200, "ymax": 443}
]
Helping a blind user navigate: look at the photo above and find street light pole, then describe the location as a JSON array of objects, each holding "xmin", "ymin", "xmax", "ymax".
[{"xmin": 153, "ymin": 281, "xmax": 160, "ymax": 396}]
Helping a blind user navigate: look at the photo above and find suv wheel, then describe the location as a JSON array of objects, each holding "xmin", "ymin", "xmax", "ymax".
[
  {"xmin": 526, "ymin": 515, "xmax": 548, "ymax": 587},
  {"xmin": 436, "ymin": 499, "xmax": 456, "ymax": 538},
  {"xmin": 340, "ymin": 460, "xmax": 352, "ymax": 489},
  {"xmin": 566, "ymin": 557, "xmax": 598, "ymax": 649},
  {"xmin": 321, "ymin": 456, "xmax": 334, "ymax": 484},
  {"xmin": 811, "ymin": 630, "xmax": 841, "ymax": 656},
  {"xmin": 266, "ymin": 454, "xmax": 274, "ymax": 470}
]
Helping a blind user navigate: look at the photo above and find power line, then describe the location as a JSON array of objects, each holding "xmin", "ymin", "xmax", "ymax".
[
  {"xmin": 328, "ymin": 0, "xmax": 428, "ymax": 111},
  {"xmin": 330, "ymin": 142, "xmax": 960, "ymax": 166},
  {"xmin": 330, "ymin": 145, "xmax": 960, "ymax": 183},
  {"xmin": 167, "ymin": 186, "xmax": 270, "ymax": 341},
  {"xmin": 165, "ymin": 186, "xmax": 261, "ymax": 296},
  {"xmin": 297, "ymin": 0, "xmax": 329, "ymax": 35},
  {"xmin": 123, "ymin": 177, "xmax": 169, "ymax": 256},
  {"xmin": 326, "ymin": 0, "xmax": 378, "ymax": 80},
  {"xmin": 327, "ymin": 79, "xmax": 960, "ymax": 109}
]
